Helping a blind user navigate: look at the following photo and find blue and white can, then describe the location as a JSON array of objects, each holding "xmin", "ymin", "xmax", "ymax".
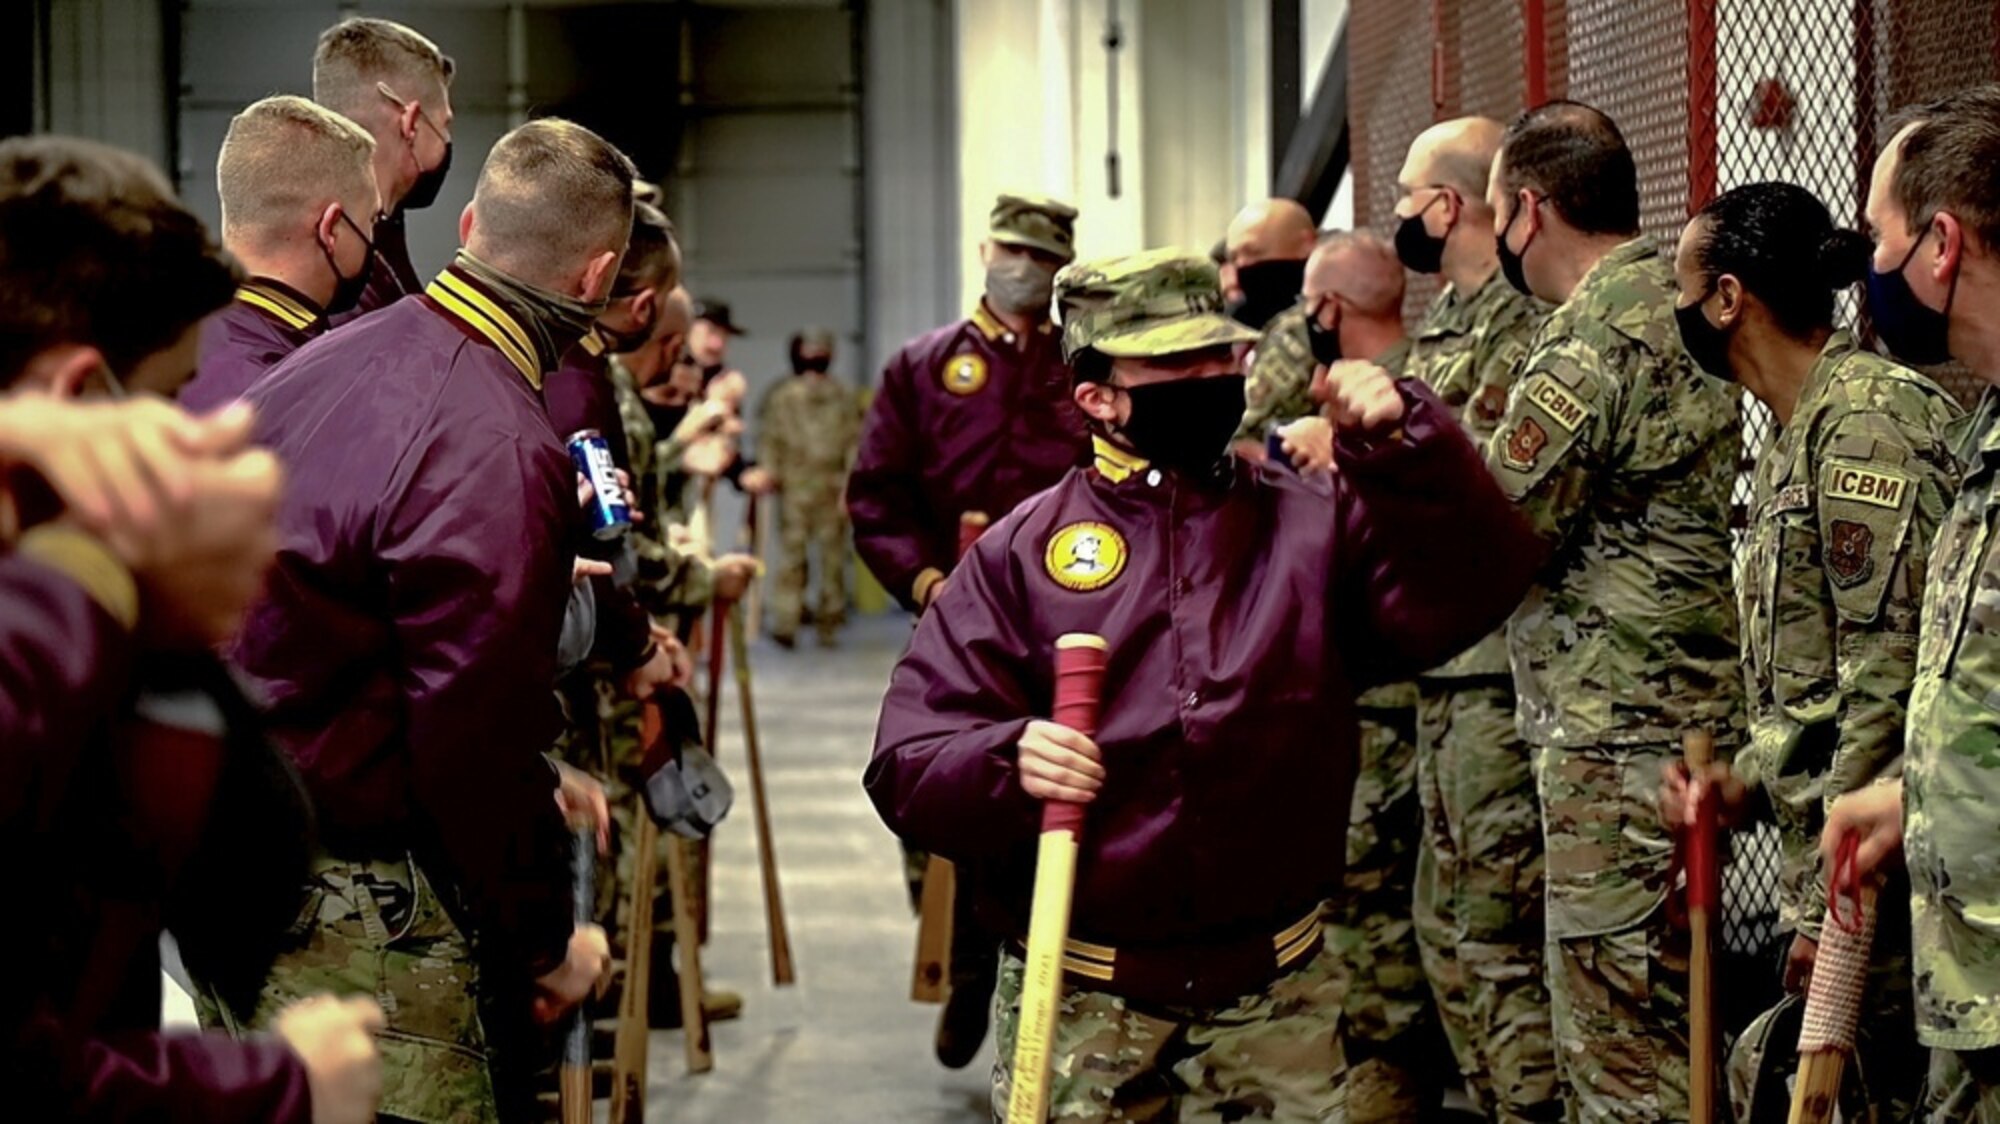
[{"xmin": 566, "ymin": 428, "xmax": 631, "ymax": 540}]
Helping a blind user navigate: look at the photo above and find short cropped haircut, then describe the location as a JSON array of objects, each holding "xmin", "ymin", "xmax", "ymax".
[
  {"xmin": 468, "ymin": 119, "xmax": 637, "ymax": 288},
  {"xmin": 312, "ymin": 17, "xmax": 454, "ymax": 122},
  {"xmin": 615, "ymin": 200, "xmax": 681, "ymax": 296},
  {"xmin": 1318, "ymin": 229, "xmax": 1404, "ymax": 316},
  {"xmin": 217, "ymin": 95, "xmax": 376, "ymax": 249},
  {"xmin": 1498, "ymin": 100, "xmax": 1641, "ymax": 237},
  {"xmin": 0, "ymin": 136, "xmax": 241, "ymax": 381},
  {"xmin": 1889, "ymin": 84, "xmax": 2000, "ymax": 254}
]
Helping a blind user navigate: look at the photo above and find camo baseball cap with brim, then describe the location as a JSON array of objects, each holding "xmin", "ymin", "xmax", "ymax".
[
  {"xmin": 1054, "ymin": 248, "xmax": 1261, "ymax": 363},
  {"xmin": 989, "ymin": 193, "xmax": 1079, "ymax": 262}
]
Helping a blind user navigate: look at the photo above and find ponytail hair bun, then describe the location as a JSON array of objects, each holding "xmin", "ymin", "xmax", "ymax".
[{"xmin": 1816, "ymin": 228, "xmax": 1872, "ymax": 289}]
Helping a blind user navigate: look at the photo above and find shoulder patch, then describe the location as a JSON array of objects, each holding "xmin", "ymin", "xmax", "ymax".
[
  {"xmin": 1044, "ymin": 522, "xmax": 1128, "ymax": 592},
  {"xmin": 1521, "ymin": 372, "xmax": 1592, "ymax": 434},
  {"xmin": 1501, "ymin": 416, "xmax": 1549, "ymax": 472},
  {"xmin": 1822, "ymin": 460, "xmax": 1914, "ymax": 510},
  {"xmin": 941, "ymin": 353, "xmax": 988, "ymax": 396},
  {"xmin": 1473, "ymin": 382, "xmax": 1510, "ymax": 426},
  {"xmin": 1825, "ymin": 519, "xmax": 1876, "ymax": 588}
]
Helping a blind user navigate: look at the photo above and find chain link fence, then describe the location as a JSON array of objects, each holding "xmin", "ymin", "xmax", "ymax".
[{"xmin": 1347, "ymin": 0, "xmax": 2000, "ymax": 1040}]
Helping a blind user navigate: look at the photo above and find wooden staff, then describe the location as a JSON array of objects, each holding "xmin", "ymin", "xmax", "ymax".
[
  {"xmin": 560, "ymin": 827, "xmax": 595, "ymax": 1124},
  {"xmin": 611, "ymin": 700, "xmax": 693, "ymax": 1118},
  {"xmin": 1685, "ymin": 729, "xmax": 1719, "ymax": 1124},
  {"xmin": 1787, "ymin": 837, "xmax": 1877, "ymax": 1124},
  {"xmin": 912, "ymin": 512, "xmax": 990, "ymax": 1003},
  {"xmin": 729, "ymin": 601, "xmax": 796, "ymax": 985},
  {"xmin": 694, "ymin": 600, "xmax": 730, "ymax": 948},
  {"xmin": 663, "ymin": 832, "xmax": 714, "ymax": 1074},
  {"xmin": 1006, "ymin": 633, "xmax": 1108, "ymax": 1124}
]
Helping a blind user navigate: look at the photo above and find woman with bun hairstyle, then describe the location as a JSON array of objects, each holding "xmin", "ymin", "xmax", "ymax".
[{"xmin": 1658, "ymin": 180, "xmax": 1958, "ymax": 1120}]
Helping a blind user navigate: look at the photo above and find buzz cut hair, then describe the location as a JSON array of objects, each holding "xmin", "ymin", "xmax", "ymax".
[
  {"xmin": 312, "ymin": 17, "xmax": 455, "ymax": 122},
  {"xmin": 217, "ymin": 95, "xmax": 376, "ymax": 251},
  {"xmin": 1889, "ymin": 84, "xmax": 2000, "ymax": 254},
  {"xmin": 1316, "ymin": 229, "xmax": 1404, "ymax": 316},
  {"xmin": 0, "ymin": 136, "xmax": 241, "ymax": 382},
  {"xmin": 469, "ymin": 118, "xmax": 637, "ymax": 288}
]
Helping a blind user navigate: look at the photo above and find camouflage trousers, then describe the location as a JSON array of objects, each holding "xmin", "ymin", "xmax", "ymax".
[
  {"xmin": 1923, "ymin": 1046, "xmax": 2000, "ymax": 1123},
  {"xmin": 202, "ymin": 852, "xmax": 497, "ymax": 1124},
  {"xmin": 769, "ymin": 481, "xmax": 848, "ymax": 640},
  {"xmin": 1327, "ymin": 700, "xmax": 1444, "ymax": 1123},
  {"xmin": 990, "ymin": 944, "xmax": 1349, "ymax": 1122},
  {"xmin": 1413, "ymin": 678, "xmax": 1561, "ymax": 1122},
  {"xmin": 1537, "ymin": 742, "xmax": 1689, "ymax": 1124}
]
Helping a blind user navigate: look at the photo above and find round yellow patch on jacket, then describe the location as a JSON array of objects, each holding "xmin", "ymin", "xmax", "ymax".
[{"xmin": 1044, "ymin": 522, "xmax": 1128, "ymax": 592}]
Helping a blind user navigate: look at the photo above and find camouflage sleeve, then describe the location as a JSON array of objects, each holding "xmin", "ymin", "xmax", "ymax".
[
  {"xmin": 1235, "ymin": 315, "xmax": 1317, "ymax": 440},
  {"xmin": 1801, "ymin": 409, "xmax": 1951, "ymax": 923},
  {"xmin": 759, "ymin": 388, "xmax": 790, "ymax": 488},
  {"xmin": 1482, "ymin": 333, "xmax": 1614, "ymax": 548}
]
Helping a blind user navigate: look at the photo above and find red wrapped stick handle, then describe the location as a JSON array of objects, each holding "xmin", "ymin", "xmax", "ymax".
[
  {"xmin": 957, "ymin": 511, "xmax": 991, "ymax": 561},
  {"xmin": 1046, "ymin": 635, "xmax": 1108, "ymax": 834}
]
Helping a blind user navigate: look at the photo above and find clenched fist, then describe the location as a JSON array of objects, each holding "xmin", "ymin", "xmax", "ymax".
[{"xmin": 1016, "ymin": 719, "xmax": 1104, "ymax": 804}]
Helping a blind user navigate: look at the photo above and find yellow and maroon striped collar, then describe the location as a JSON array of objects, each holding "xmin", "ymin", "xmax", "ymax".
[
  {"xmin": 1091, "ymin": 434, "xmax": 1149, "ymax": 483},
  {"xmin": 235, "ymin": 278, "xmax": 323, "ymax": 334},
  {"xmin": 970, "ymin": 299, "xmax": 1058, "ymax": 343},
  {"xmin": 425, "ymin": 267, "xmax": 542, "ymax": 388}
]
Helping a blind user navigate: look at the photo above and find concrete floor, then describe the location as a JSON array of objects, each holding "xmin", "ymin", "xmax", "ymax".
[{"xmin": 643, "ymin": 612, "xmax": 992, "ymax": 1123}]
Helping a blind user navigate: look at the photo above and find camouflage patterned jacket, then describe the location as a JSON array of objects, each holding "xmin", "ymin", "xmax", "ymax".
[
  {"xmin": 1736, "ymin": 333, "xmax": 1959, "ymax": 939},
  {"xmin": 1486, "ymin": 238, "xmax": 1744, "ymax": 748},
  {"xmin": 1235, "ymin": 301, "xmax": 1316, "ymax": 440},
  {"xmin": 758, "ymin": 373, "xmax": 863, "ymax": 493},
  {"xmin": 1407, "ymin": 274, "xmax": 1543, "ymax": 680},
  {"xmin": 609, "ymin": 357, "xmax": 712, "ymax": 620},
  {"xmin": 1907, "ymin": 386, "xmax": 2000, "ymax": 1051}
]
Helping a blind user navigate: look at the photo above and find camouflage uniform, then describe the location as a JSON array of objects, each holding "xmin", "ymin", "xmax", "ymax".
[
  {"xmin": 1403, "ymin": 275, "xmax": 1561, "ymax": 1122},
  {"xmin": 1908, "ymin": 385, "xmax": 2000, "ymax": 1118},
  {"xmin": 990, "ymin": 945, "xmax": 1348, "ymax": 1122},
  {"xmin": 206, "ymin": 854, "xmax": 497, "ymax": 1124},
  {"xmin": 1718, "ymin": 334, "xmax": 1958, "ymax": 1119},
  {"xmin": 758, "ymin": 353, "xmax": 863, "ymax": 643},
  {"xmin": 1236, "ymin": 301, "xmax": 1316, "ymax": 440},
  {"xmin": 1484, "ymin": 238, "xmax": 1744, "ymax": 1124}
]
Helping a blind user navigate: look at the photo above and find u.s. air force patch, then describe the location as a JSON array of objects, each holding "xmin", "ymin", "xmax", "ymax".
[
  {"xmin": 1827, "ymin": 519, "xmax": 1876, "ymax": 588},
  {"xmin": 942, "ymin": 353, "xmax": 987, "ymax": 395},
  {"xmin": 1501, "ymin": 417, "xmax": 1548, "ymax": 472},
  {"xmin": 1044, "ymin": 522, "xmax": 1127, "ymax": 592}
]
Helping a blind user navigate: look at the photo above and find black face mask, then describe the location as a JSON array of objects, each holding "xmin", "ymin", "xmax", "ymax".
[
  {"xmin": 1305, "ymin": 302, "xmax": 1342, "ymax": 365},
  {"xmin": 322, "ymin": 211, "xmax": 375, "ymax": 317},
  {"xmin": 1112, "ymin": 375, "xmax": 1247, "ymax": 478},
  {"xmin": 793, "ymin": 355, "xmax": 831, "ymax": 375},
  {"xmin": 1394, "ymin": 192, "xmax": 1451, "ymax": 275},
  {"xmin": 1228, "ymin": 259, "xmax": 1307, "ymax": 329},
  {"xmin": 1866, "ymin": 226, "xmax": 1958, "ymax": 366},
  {"xmin": 1674, "ymin": 289, "xmax": 1733, "ymax": 381},
  {"xmin": 402, "ymin": 129, "xmax": 453, "ymax": 211},
  {"xmin": 1497, "ymin": 200, "xmax": 1536, "ymax": 297}
]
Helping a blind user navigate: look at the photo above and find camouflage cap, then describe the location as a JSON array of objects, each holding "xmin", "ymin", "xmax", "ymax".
[
  {"xmin": 793, "ymin": 325, "xmax": 834, "ymax": 352},
  {"xmin": 989, "ymin": 193, "xmax": 1079, "ymax": 262},
  {"xmin": 1053, "ymin": 247, "xmax": 1260, "ymax": 362}
]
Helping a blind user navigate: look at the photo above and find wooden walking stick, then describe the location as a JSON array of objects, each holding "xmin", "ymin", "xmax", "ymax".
[
  {"xmin": 610, "ymin": 804, "xmax": 662, "ymax": 1119},
  {"xmin": 728, "ymin": 600, "xmax": 796, "ymax": 985},
  {"xmin": 560, "ymin": 826, "xmax": 596, "ymax": 1124},
  {"xmin": 1787, "ymin": 834, "xmax": 1877, "ymax": 1124},
  {"xmin": 1006, "ymin": 633, "xmax": 1108, "ymax": 1124},
  {"xmin": 912, "ymin": 512, "xmax": 990, "ymax": 1003},
  {"xmin": 1685, "ymin": 729, "xmax": 1720, "ymax": 1124},
  {"xmin": 694, "ymin": 600, "xmax": 730, "ymax": 948}
]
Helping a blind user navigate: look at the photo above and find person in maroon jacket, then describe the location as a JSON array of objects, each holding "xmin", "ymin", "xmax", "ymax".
[
  {"xmin": 847, "ymin": 192, "xmax": 1091, "ymax": 614},
  {"xmin": 0, "ymin": 135, "xmax": 384, "ymax": 1124},
  {"xmin": 217, "ymin": 119, "xmax": 633, "ymax": 1122},
  {"xmin": 865, "ymin": 248, "xmax": 1545, "ymax": 1120},
  {"xmin": 182, "ymin": 95, "xmax": 382, "ymax": 413},
  {"xmin": 847, "ymin": 191, "xmax": 1091, "ymax": 1063},
  {"xmin": 310, "ymin": 16, "xmax": 456, "ymax": 328}
]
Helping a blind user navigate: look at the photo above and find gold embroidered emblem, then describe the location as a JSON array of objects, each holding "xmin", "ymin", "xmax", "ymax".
[
  {"xmin": 942, "ymin": 353, "xmax": 988, "ymax": 396},
  {"xmin": 1043, "ymin": 522, "xmax": 1128, "ymax": 592}
]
